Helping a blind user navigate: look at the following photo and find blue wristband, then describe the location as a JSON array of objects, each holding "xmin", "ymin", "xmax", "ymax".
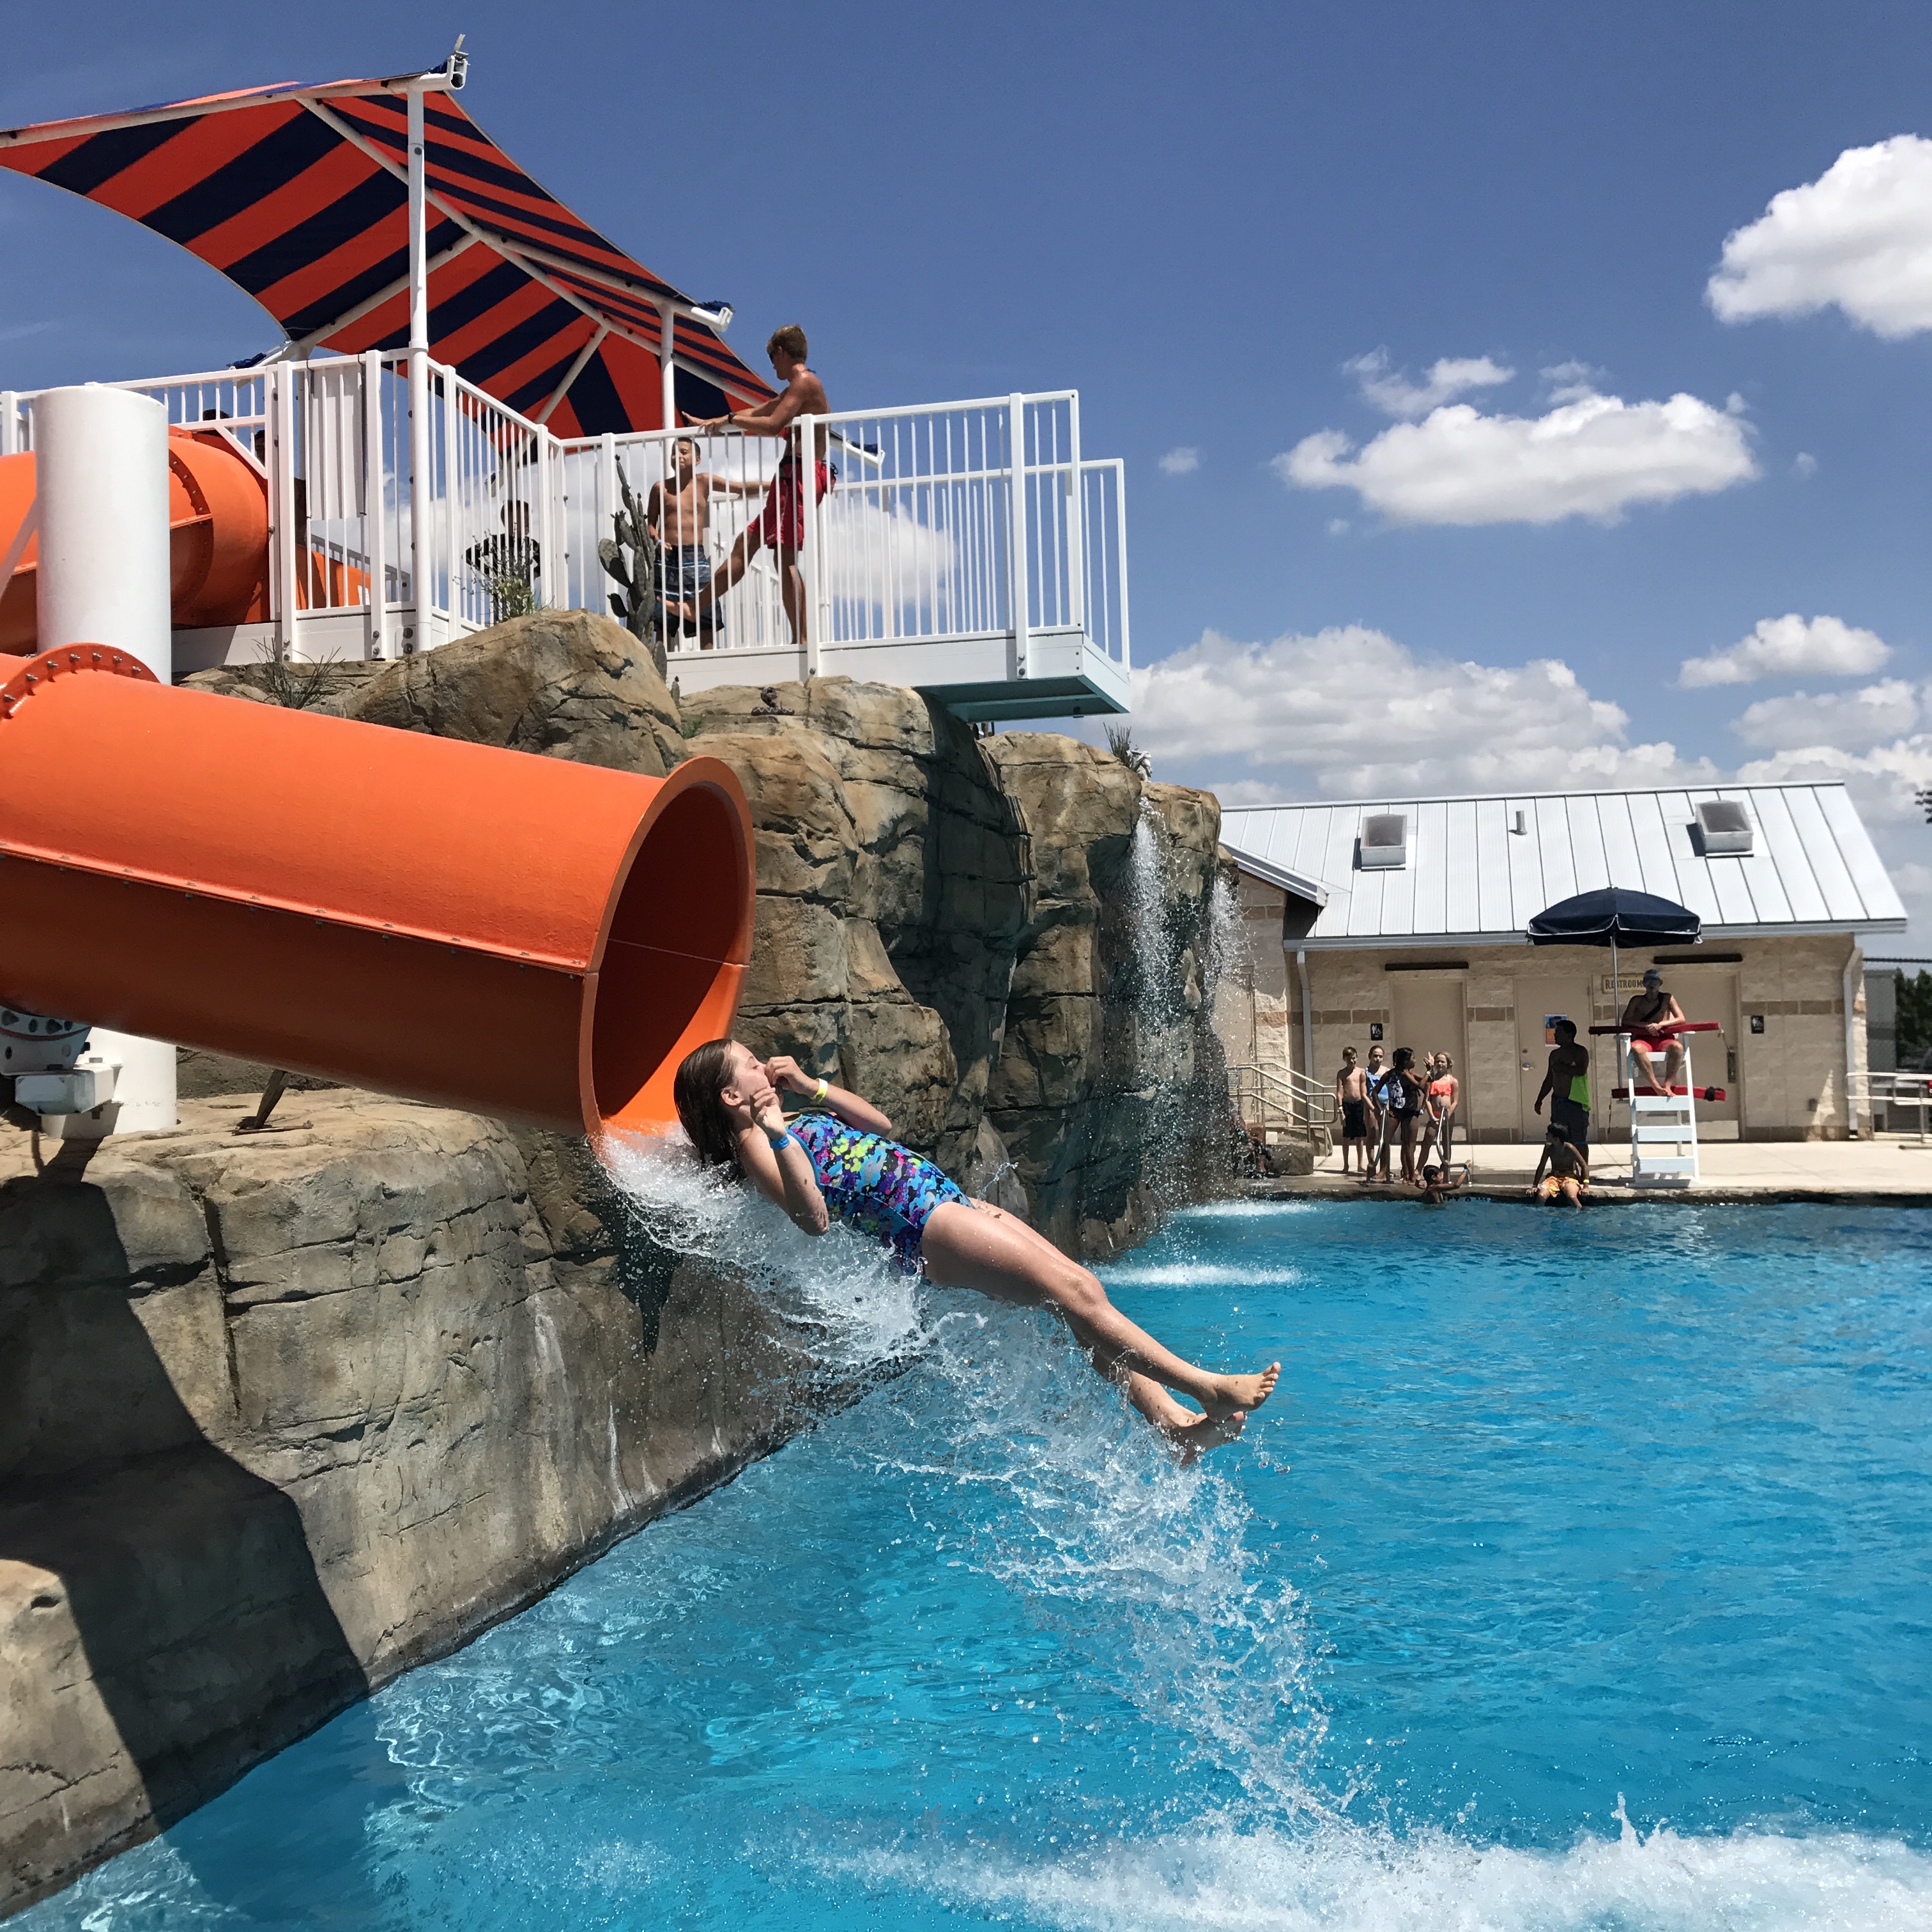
[{"xmin": 765, "ymin": 1129, "xmax": 795, "ymax": 1153}]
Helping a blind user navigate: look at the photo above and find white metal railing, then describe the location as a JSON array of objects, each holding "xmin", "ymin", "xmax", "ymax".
[
  {"xmin": 3, "ymin": 362, "xmax": 1128, "ymax": 697},
  {"xmin": 1854, "ymin": 1069, "xmax": 1932, "ymax": 1141}
]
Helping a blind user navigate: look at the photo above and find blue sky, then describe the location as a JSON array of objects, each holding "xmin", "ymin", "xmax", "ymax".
[{"xmin": 4, "ymin": 1, "xmax": 1931, "ymax": 931}]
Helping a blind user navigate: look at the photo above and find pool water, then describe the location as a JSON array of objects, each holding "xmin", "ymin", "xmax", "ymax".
[{"xmin": 26, "ymin": 1199, "xmax": 1932, "ymax": 1931}]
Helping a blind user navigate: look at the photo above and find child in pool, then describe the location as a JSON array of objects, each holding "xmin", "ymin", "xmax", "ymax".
[{"xmin": 673, "ymin": 1040, "xmax": 1281, "ymax": 1457}]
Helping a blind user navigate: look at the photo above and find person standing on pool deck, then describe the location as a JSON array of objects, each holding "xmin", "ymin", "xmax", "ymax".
[
  {"xmin": 688, "ymin": 325, "xmax": 832, "ymax": 649},
  {"xmin": 1420, "ymin": 1052, "xmax": 1460, "ymax": 1172},
  {"xmin": 1376, "ymin": 1047, "xmax": 1425, "ymax": 1185},
  {"xmin": 1533, "ymin": 1018, "xmax": 1592, "ymax": 1151},
  {"xmin": 1361, "ymin": 1044, "xmax": 1391, "ymax": 1183},
  {"xmin": 673, "ymin": 1040, "xmax": 1280, "ymax": 1458},
  {"xmin": 1335, "ymin": 1046, "xmax": 1370, "ymax": 1174}
]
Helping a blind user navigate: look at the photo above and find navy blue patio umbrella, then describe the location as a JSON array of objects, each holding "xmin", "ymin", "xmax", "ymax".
[{"xmin": 1526, "ymin": 887, "xmax": 1701, "ymax": 1006}]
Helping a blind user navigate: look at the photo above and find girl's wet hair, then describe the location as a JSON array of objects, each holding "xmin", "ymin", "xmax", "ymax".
[
  {"xmin": 1392, "ymin": 1046, "xmax": 1415, "ymax": 1071},
  {"xmin": 674, "ymin": 1038, "xmax": 741, "ymax": 1168}
]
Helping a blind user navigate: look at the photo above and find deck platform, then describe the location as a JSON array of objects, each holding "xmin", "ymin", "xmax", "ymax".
[{"xmin": 1252, "ymin": 1133, "xmax": 1932, "ymax": 1206}]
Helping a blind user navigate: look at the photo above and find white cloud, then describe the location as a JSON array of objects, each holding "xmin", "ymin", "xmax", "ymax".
[
  {"xmin": 1326, "ymin": 518, "xmax": 1350, "ymax": 536},
  {"xmin": 1346, "ymin": 349, "xmax": 1515, "ymax": 418},
  {"xmin": 1158, "ymin": 446, "xmax": 1199, "ymax": 476},
  {"xmin": 1127, "ymin": 626, "xmax": 1713, "ymax": 798},
  {"xmin": 1791, "ymin": 450, "xmax": 1818, "ymax": 479},
  {"xmin": 1275, "ymin": 387, "xmax": 1756, "ymax": 526},
  {"xmin": 1678, "ymin": 613, "xmax": 1890, "ymax": 687},
  {"xmin": 1731, "ymin": 679, "xmax": 1922, "ymax": 751},
  {"xmin": 1540, "ymin": 360, "xmax": 1601, "ymax": 403},
  {"xmin": 1708, "ymin": 135, "xmax": 1932, "ymax": 340}
]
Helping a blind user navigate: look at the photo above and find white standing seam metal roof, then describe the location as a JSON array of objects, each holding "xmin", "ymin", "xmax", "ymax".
[{"xmin": 1218, "ymin": 785, "xmax": 1906, "ymax": 946}]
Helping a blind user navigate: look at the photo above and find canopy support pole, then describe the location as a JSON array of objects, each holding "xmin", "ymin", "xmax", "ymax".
[
  {"xmin": 407, "ymin": 85, "xmax": 432, "ymax": 649},
  {"xmin": 657, "ymin": 303, "xmax": 677, "ymax": 431}
]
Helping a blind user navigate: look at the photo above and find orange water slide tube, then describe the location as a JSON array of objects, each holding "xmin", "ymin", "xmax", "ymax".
[
  {"xmin": 0, "ymin": 427, "xmax": 272, "ymax": 650},
  {"xmin": 0, "ymin": 645, "xmax": 754, "ymax": 1138}
]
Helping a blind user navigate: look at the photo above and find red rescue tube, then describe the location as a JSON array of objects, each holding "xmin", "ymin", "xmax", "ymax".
[{"xmin": 0, "ymin": 646, "xmax": 754, "ymax": 1138}]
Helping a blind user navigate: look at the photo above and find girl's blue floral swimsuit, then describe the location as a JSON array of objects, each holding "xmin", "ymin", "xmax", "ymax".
[{"xmin": 787, "ymin": 1112, "xmax": 969, "ymax": 1273}]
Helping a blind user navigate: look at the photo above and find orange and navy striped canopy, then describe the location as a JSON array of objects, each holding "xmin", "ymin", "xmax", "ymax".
[{"xmin": 0, "ymin": 70, "xmax": 774, "ymax": 436}]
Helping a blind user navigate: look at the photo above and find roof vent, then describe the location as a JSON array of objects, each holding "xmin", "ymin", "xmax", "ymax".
[
  {"xmin": 1358, "ymin": 811, "xmax": 1408, "ymax": 871},
  {"xmin": 1694, "ymin": 799, "xmax": 1754, "ymax": 857}
]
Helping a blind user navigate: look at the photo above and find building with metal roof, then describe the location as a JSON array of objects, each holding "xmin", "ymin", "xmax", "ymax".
[{"xmin": 1213, "ymin": 783, "xmax": 1904, "ymax": 1150}]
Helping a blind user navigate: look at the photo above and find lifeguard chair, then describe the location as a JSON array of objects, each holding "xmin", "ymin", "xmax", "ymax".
[{"xmin": 1592, "ymin": 1019, "xmax": 1726, "ymax": 1186}]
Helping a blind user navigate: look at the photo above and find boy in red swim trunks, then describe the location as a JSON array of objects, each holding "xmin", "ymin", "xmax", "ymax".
[{"xmin": 689, "ymin": 324, "xmax": 832, "ymax": 648}]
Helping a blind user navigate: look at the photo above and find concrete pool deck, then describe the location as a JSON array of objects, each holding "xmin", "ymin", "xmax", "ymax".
[{"xmin": 1253, "ymin": 1133, "xmax": 1932, "ymax": 1206}]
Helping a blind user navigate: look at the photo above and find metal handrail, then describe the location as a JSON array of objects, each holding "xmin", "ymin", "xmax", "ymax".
[{"xmin": 1226, "ymin": 1061, "xmax": 1331, "ymax": 1142}]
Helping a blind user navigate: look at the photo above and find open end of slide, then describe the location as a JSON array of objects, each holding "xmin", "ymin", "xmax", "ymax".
[{"xmin": 587, "ymin": 765, "xmax": 754, "ymax": 1139}]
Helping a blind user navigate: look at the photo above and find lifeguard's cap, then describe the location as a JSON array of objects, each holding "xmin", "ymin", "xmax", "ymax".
[{"xmin": 1642, "ymin": 967, "xmax": 1664, "ymax": 986}]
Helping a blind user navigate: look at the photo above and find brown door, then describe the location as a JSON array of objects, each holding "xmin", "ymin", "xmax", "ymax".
[
  {"xmin": 1391, "ymin": 974, "xmax": 1468, "ymax": 1131},
  {"xmin": 1515, "ymin": 972, "xmax": 1591, "ymax": 1140}
]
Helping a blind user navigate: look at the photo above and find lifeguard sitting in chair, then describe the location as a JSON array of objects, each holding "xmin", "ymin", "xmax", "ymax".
[{"xmin": 1620, "ymin": 967, "xmax": 1687, "ymax": 1094}]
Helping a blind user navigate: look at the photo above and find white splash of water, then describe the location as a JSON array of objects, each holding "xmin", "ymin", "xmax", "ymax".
[
  {"xmin": 1128, "ymin": 797, "xmax": 1170, "ymax": 1006},
  {"xmin": 1202, "ymin": 868, "xmax": 1239, "ymax": 1002},
  {"xmin": 599, "ymin": 1128, "xmax": 926, "ymax": 1379},
  {"xmin": 827, "ymin": 1813, "xmax": 1932, "ymax": 1932},
  {"xmin": 840, "ymin": 1291, "xmax": 1326, "ymax": 1821}
]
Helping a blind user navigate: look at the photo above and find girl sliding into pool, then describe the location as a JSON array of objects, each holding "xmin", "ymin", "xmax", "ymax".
[{"xmin": 674, "ymin": 1040, "xmax": 1280, "ymax": 1457}]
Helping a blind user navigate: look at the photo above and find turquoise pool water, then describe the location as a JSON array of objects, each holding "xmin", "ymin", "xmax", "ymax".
[{"xmin": 26, "ymin": 1199, "xmax": 1932, "ymax": 1931}]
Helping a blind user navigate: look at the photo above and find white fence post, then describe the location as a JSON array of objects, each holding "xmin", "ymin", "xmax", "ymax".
[
  {"xmin": 599, "ymin": 431, "xmax": 618, "ymax": 624},
  {"xmin": 1114, "ymin": 458, "xmax": 1131, "ymax": 671},
  {"xmin": 1065, "ymin": 390, "xmax": 1085, "ymax": 634},
  {"xmin": 535, "ymin": 425, "xmax": 554, "ymax": 611},
  {"xmin": 362, "ymin": 350, "xmax": 388, "ymax": 657},
  {"xmin": 441, "ymin": 372, "xmax": 459, "ymax": 632},
  {"xmin": 1006, "ymin": 394, "xmax": 1029, "ymax": 682},
  {"xmin": 272, "ymin": 363, "xmax": 301, "ymax": 661},
  {"xmin": 797, "ymin": 418, "xmax": 822, "ymax": 677}
]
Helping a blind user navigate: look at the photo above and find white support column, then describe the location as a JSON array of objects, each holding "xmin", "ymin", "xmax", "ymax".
[
  {"xmin": 657, "ymin": 303, "xmax": 677, "ymax": 431},
  {"xmin": 33, "ymin": 384, "xmax": 177, "ymax": 1133},
  {"xmin": 0, "ymin": 392, "xmax": 18, "ymax": 457},
  {"xmin": 1006, "ymin": 394, "xmax": 1029, "ymax": 682},
  {"xmin": 406, "ymin": 85, "xmax": 433, "ymax": 652},
  {"xmin": 361, "ymin": 349, "xmax": 389, "ymax": 656}
]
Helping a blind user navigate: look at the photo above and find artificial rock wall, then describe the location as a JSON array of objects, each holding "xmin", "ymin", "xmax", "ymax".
[
  {"xmin": 311, "ymin": 611, "xmax": 1234, "ymax": 1253},
  {"xmin": 1, "ymin": 1094, "xmax": 842, "ymax": 1917}
]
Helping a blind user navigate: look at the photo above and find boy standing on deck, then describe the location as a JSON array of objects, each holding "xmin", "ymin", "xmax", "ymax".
[
  {"xmin": 690, "ymin": 325, "xmax": 833, "ymax": 648},
  {"xmin": 1335, "ymin": 1046, "xmax": 1370, "ymax": 1174},
  {"xmin": 1533, "ymin": 1017, "xmax": 1593, "ymax": 1151}
]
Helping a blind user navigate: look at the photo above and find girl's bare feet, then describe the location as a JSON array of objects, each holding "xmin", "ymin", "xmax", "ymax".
[
  {"xmin": 1130, "ymin": 1377, "xmax": 1248, "ymax": 1461},
  {"xmin": 1202, "ymin": 1363, "xmax": 1281, "ymax": 1420},
  {"xmin": 1163, "ymin": 1408, "xmax": 1246, "ymax": 1463}
]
